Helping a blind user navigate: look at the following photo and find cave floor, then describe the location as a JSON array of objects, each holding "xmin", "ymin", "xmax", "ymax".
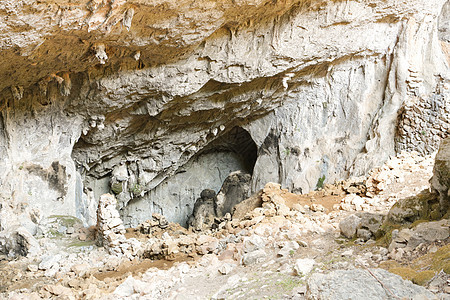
[{"xmin": 2, "ymin": 151, "xmax": 449, "ymax": 299}]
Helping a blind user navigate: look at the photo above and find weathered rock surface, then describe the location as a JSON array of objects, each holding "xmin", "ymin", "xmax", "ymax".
[
  {"xmin": 306, "ymin": 268, "xmax": 438, "ymax": 300},
  {"xmin": 294, "ymin": 258, "xmax": 315, "ymax": 276},
  {"xmin": 339, "ymin": 214, "xmax": 362, "ymax": 239},
  {"xmin": 0, "ymin": 0, "xmax": 448, "ymax": 238},
  {"xmin": 389, "ymin": 219, "xmax": 450, "ymax": 252},
  {"xmin": 430, "ymin": 137, "xmax": 450, "ymax": 215},
  {"xmin": 386, "ymin": 190, "xmax": 442, "ymax": 225}
]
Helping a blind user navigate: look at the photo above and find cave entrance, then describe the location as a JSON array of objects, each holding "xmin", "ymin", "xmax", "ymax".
[
  {"xmin": 122, "ymin": 126, "xmax": 258, "ymax": 228},
  {"xmin": 198, "ymin": 126, "xmax": 258, "ymax": 174}
]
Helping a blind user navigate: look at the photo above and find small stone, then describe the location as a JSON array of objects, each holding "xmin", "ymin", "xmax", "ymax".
[
  {"xmin": 277, "ymin": 203, "xmax": 291, "ymax": 216},
  {"xmin": 57, "ymin": 225, "xmax": 67, "ymax": 234},
  {"xmin": 292, "ymin": 203, "xmax": 306, "ymax": 213},
  {"xmin": 78, "ymin": 232, "xmax": 87, "ymax": 241},
  {"xmin": 298, "ymin": 240, "xmax": 308, "ymax": 247},
  {"xmin": 39, "ymin": 254, "xmax": 62, "ymax": 271},
  {"xmin": 342, "ymin": 249, "xmax": 353, "ymax": 257},
  {"xmin": 356, "ymin": 228, "xmax": 373, "ymax": 241},
  {"xmin": 243, "ymin": 235, "xmax": 266, "ymax": 253},
  {"xmin": 113, "ymin": 276, "xmax": 138, "ymax": 297},
  {"xmin": 71, "ymin": 263, "xmax": 90, "ymax": 277},
  {"xmin": 242, "ymin": 249, "xmax": 267, "ymax": 266},
  {"xmin": 444, "ymin": 285, "xmax": 450, "ymax": 294},
  {"xmin": 310, "ymin": 204, "xmax": 325, "ymax": 212},
  {"xmin": 27, "ymin": 264, "xmax": 38, "ymax": 272},
  {"xmin": 218, "ymin": 250, "xmax": 235, "ymax": 261},
  {"xmin": 218, "ymin": 263, "xmax": 234, "ymax": 275},
  {"xmin": 44, "ymin": 284, "xmax": 73, "ymax": 297},
  {"xmin": 293, "ymin": 258, "xmax": 315, "ymax": 276},
  {"xmin": 278, "ymin": 241, "xmax": 300, "ymax": 257}
]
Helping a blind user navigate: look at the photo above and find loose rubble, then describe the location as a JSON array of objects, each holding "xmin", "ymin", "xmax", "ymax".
[{"xmin": 0, "ymin": 150, "xmax": 449, "ymax": 299}]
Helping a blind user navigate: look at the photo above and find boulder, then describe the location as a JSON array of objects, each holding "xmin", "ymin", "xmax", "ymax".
[
  {"xmin": 0, "ymin": 226, "xmax": 41, "ymax": 257},
  {"xmin": 389, "ymin": 219, "xmax": 450, "ymax": 251},
  {"xmin": 430, "ymin": 137, "xmax": 450, "ymax": 216},
  {"xmin": 339, "ymin": 214, "xmax": 362, "ymax": 239},
  {"xmin": 232, "ymin": 191, "xmax": 263, "ymax": 220},
  {"xmin": 188, "ymin": 189, "xmax": 216, "ymax": 231},
  {"xmin": 188, "ymin": 172, "xmax": 253, "ymax": 230},
  {"xmin": 39, "ymin": 254, "xmax": 62, "ymax": 271},
  {"xmin": 242, "ymin": 249, "xmax": 267, "ymax": 266},
  {"xmin": 386, "ymin": 190, "xmax": 441, "ymax": 225},
  {"xmin": 278, "ymin": 241, "xmax": 300, "ymax": 257},
  {"xmin": 242, "ymin": 235, "xmax": 266, "ymax": 253},
  {"xmin": 218, "ymin": 263, "xmax": 235, "ymax": 275},
  {"xmin": 215, "ymin": 171, "xmax": 252, "ymax": 217},
  {"xmin": 340, "ymin": 212, "xmax": 385, "ymax": 240},
  {"xmin": 357, "ymin": 212, "xmax": 385, "ymax": 240},
  {"xmin": 306, "ymin": 269, "xmax": 438, "ymax": 300}
]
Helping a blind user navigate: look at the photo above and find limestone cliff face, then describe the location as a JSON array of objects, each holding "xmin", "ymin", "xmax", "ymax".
[{"xmin": 0, "ymin": 0, "xmax": 448, "ymax": 231}]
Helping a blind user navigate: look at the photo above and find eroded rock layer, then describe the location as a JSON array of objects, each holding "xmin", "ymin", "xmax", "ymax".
[{"xmin": 0, "ymin": 0, "xmax": 448, "ymax": 231}]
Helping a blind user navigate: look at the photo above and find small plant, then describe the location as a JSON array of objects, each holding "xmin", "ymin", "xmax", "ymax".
[
  {"xmin": 420, "ymin": 130, "xmax": 427, "ymax": 136},
  {"xmin": 130, "ymin": 183, "xmax": 142, "ymax": 195},
  {"xmin": 18, "ymin": 165, "xmax": 23, "ymax": 170},
  {"xmin": 276, "ymin": 276, "xmax": 304, "ymax": 291},
  {"xmin": 289, "ymin": 249, "xmax": 296, "ymax": 256},
  {"xmin": 316, "ymin": 175, "xmax": 326, "ymax": 190},
  {"xmin": 283, "ymin": 148, "xmax": 291, "ymax": 157}
]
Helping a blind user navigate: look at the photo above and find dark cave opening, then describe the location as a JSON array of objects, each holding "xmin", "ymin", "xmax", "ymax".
[
  {"xmin": 71, "ymin": 124, "xmax": 259, "ymax": 228},
  {"xmin": 199, "ymin": 126, "xmax": 258, "ymax": 175},
  {"xmin": 122, "ymin": 126, "xmax": 259, "ymax": 227}
]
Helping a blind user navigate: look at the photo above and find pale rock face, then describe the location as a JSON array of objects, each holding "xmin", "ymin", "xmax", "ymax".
[
  {"xmin": 430, "ymin": 137, "xmax": 450, "ymax": 214},
  {"xmin": 0, "ymin": 0, "xmax": 448, "ymax": 235},
  {"xmin": 306, "ymin": 268, "xmax": 438, "ymax": 299}
]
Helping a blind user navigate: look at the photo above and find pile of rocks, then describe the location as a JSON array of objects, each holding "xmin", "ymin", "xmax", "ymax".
[
  {"xmin": 365, "ymin": 152, "xmax": 434, "ymax": 197},
  {"xmin": 324, "ymin": 177, "xmax": 366, "ymax": 196},
  {"xmin": 140, "ymin": 232, "xmax": 220, "ymax": 259},
  {"xmin": 137, "ymin": 213, "xmax": 169, "ymax": 235},
  {"xmin": 138, "ymin": 181, "xmax": 330, "ymax": 262},
  {"xmin": 97, "ymin": 194, "xmax": 141, "ymax": 258}
]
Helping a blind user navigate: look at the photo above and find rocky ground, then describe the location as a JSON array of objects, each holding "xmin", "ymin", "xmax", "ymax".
[{"xmin": 1, "ymin": 151, "xmax": 449, "ymax": 300}]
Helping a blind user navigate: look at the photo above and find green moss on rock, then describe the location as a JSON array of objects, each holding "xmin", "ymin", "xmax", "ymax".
[
  {"xmin": 412, "ymin": 270, "xmax": 435, "ymax": 286},
  {"xmin": 111, "ymin": 182, "xmax": 123, "ymax": 194},
  {"xmin": 48, "ymin": 215, "xmax": 82, "ymax": 228},
  {"xmin": 431, "ymin": 244, "xmax": 450, "ymax": 273},
  {"xmin": 386, "ymin": 190, "xmax": 440, "ymax": 225},
  {"xmin": 389, "ymin": 267, "xmax": 417, "ymax": 281}
]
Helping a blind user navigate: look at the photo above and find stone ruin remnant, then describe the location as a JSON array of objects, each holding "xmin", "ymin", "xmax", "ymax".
[{"xmin": 97, "ymin": 193, "xmax": 141, "ymax": 258}]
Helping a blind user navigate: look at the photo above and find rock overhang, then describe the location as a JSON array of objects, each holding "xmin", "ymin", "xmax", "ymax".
[{"xmin": 0, "ymin": 0, "xmax": 448, "ymax": 232}]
